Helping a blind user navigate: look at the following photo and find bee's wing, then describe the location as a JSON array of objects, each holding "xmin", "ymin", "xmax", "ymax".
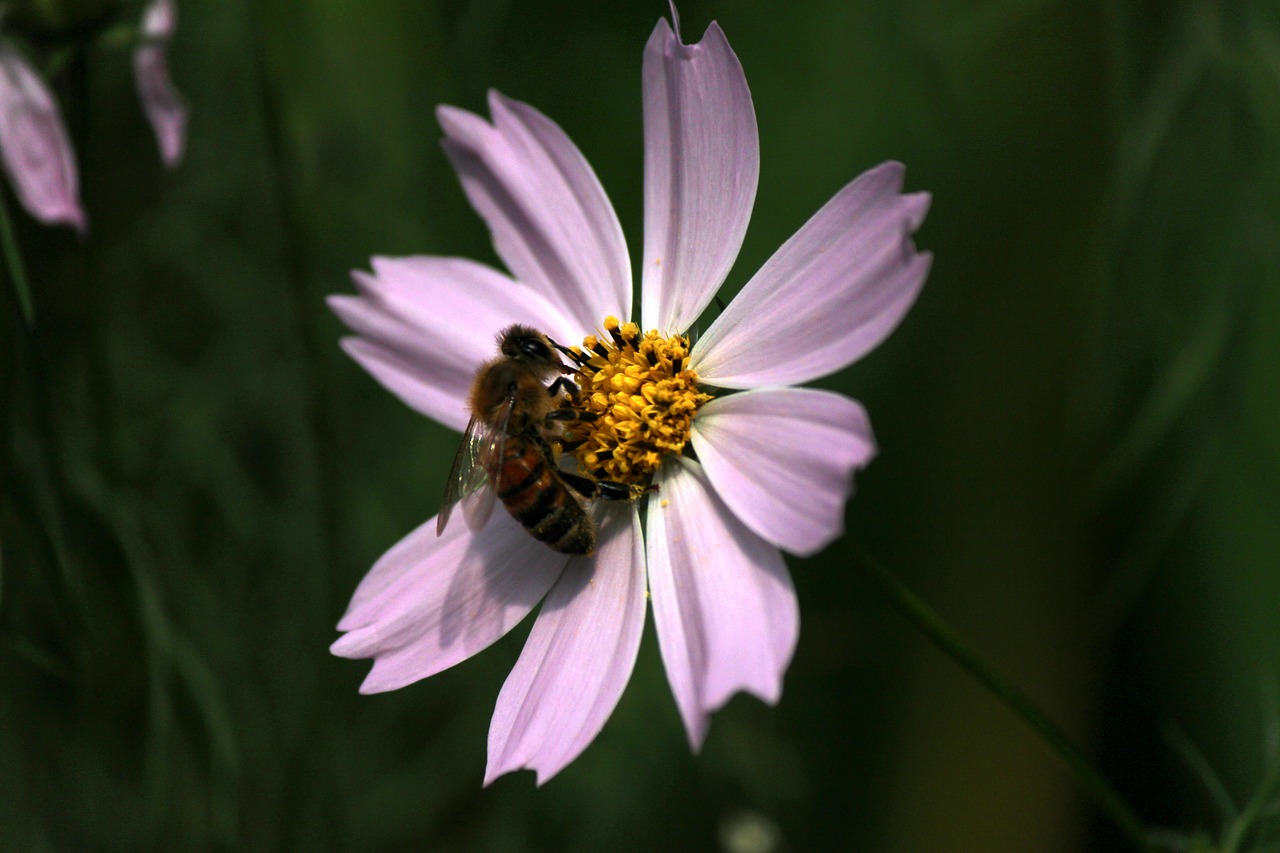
[
  {"xmin": 461, "ymin": 428, "xmax": 503, "ymax": 533},
  {"xmin": 462, "ymin": 391, "xmax": 519, "ymax": 533},
  {"xmin": 437, "ymin": 415, "xmax": 494, "ymax": 537}
]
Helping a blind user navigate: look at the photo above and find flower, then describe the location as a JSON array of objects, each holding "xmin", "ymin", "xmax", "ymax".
[
  {"xmin": 0, "ymin": 1, "xmax": 186, "ymax": 233},
  {"xmin": 0, "ymin": 44, "xmax": 85, "ymax": 231},
  {"xmin": 133, "ymin": 0, "xmax": 187, "ymax": 168},
  {"xmin": 330, "ymin": 7, "xmax": 931, "ymax": 785}
]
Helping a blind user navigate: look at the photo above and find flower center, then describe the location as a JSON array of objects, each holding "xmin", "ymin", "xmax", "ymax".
[{"xmin": 557, "ymin": 315, "xmax": 711, "ymax": 487}]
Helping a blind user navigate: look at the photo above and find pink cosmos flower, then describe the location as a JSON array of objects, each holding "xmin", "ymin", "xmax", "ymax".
[
  {"xmin": 330, "ymin": 8, "xmax": 931, "ymax": 785},
  {"xmin": 134, "ymin": 0, "xmax": 187, "ymax": 168},
  {"xmin": 0, "ymin": 44, "xmax": 85, "ymax": 231}
]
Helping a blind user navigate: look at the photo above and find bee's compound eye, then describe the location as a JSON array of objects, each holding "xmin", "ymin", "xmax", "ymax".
[{"xmin": 520, "ymin": 338, "xmax": 551, "ymax": 360}]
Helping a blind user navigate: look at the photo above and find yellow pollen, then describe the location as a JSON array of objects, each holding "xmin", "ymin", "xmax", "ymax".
[{"xmin": 560, "ymin": 315, "xmax": 711, "ymax": 487}]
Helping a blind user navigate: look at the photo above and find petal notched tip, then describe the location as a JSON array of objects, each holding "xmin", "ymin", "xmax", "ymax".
[
  {"xmin": 684, "ymin": 715, "xmax": 711, "ymax": 754},
  {"xmin": 903, "ymin": 190, "xmax": 932, "ymax": 232},
  {"xmin": 690, "ymin": 157, "xmax": 932, "ymax": 388},
  {"xmin": 481, "ymin": 760, "xmax": 553, "ymax": 789},
  {"xmin": 869, "ymin": 161, "xmax": 931, "ymax": 238},
  {"xmin": 435, "ymin": 87, "xmax": 632, "ymax": 332},
  {"xmin": 640, "ymin": 8, "xmax": 758, "ymax": 333},
  {"xmin": 647, "ymin": 462, "xmax": 799, "ymax": 755},
  {"xmin": 329, "ymin": 636, "xmax": 351, "ymax": 658},
  {"xmin": 652, "ymin": 7, "xmax": 730, "ymax": 53},
  {"xmin": 484, "ymin": 509, "xmax": 645, "ymax": 787},
  {"xmin": 435, "ymin": 103, "xmax": 489, "ymax": 149}
]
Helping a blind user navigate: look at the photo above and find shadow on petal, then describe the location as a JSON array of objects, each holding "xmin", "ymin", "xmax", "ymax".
[
  {"xmin": 437, "ymin": 509, "xmax": 570, "ymax": 650},
  {"xmin": 485, "ymin": 504, "xmax": 646, "ymax": 785}
]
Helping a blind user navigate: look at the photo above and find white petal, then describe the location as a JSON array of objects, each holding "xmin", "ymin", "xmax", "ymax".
[
  {"xmin": 331, "ymin": 511, "xmax": 567, "ymax": 694},
  {"xmin": 329, "ymin": 256, "xmax": 575, "ymax": 432},
  {"xmin": 646, "ymin": 459, "xmax": 799, "ymax": 750},
  {"xmin": 485, "ymin": 505, "xmax": 646, "ymax": 785},
  {"xmin": 692, "ymin": 387, "xmax": 875, "ymax": 557},
  {"xmin": 438, "ymin": 91, "xmax": 631, "ymax": 332},
  {"xmin": 640, "ymin": 17, "xmax": 758, "ymax": 333},
  {"xmin": 692, "ymin": 162, "xmax": 931, "ymax": 388}
]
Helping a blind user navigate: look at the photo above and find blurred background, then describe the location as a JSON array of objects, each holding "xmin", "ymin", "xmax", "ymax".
[{"xmin": 2, "ymin": 0, "xmax": 1279, "ymax": 850}]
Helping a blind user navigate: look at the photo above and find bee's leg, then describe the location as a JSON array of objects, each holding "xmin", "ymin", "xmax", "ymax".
[
  {"xmin": 561, "ymin": 472, "xmax": 646, "ymax": 502},
  {"xmin": 546, "ymin": 377, "xmax": 581, "ymax": 399},
  {"xmin": 544, "ymin": 408, "xmax": 595, "ymax": 423}
]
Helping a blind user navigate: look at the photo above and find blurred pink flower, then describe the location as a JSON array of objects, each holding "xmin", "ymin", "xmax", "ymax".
[
  {"xmin": 134, "ymin": 0, "xmax": 187, "ymax": 168},
  {"xmin": 0, "ymin": 45, "xmax": 84, "ymax": 231},
  {"xmin": 330, "ymin": 8, "xmax": 930, "ymax": 785}
]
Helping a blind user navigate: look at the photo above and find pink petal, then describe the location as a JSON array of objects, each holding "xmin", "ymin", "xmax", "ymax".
[
  {"xmin": 438, "ymin": 91, "xmax": 630, "ymax": 332},
  {"xmin": 640, "ymin": 16, "xmax": 758, "ymax": 333},
  {"xmin": 0, "ymin": 47, "xmax": 85, "ymax": 232},
  {"xmin": 485, "ymin": 505, "xmax": 646, "ymax": 785},
  {"xmin": 134, "ymin": 1, "xmax": 188, "ymax": 168},
  {"xmin": 691, "ymin": 387, "xmax": 875, "ymax": 557},
  {"xmin": 329, "ymin": 256, "xmax": 575, "ymax": 432},
  {"xmin": 646, "ymin": 459, "xmax": 799, "ymax": 750},
  {"xmin": 691, "ymin": 162, "xmax": 931, "ymax": 388},
  {"xmin": 331, "ymin": 510, "xmax": 567, "ymax": 694},
  {"xmin": 334, "ymin": 336, "xmax": 471, "ymax": 433},
  {"xmin": 140, "ymin": 0, "xmax": 177, "ymax": 37}
]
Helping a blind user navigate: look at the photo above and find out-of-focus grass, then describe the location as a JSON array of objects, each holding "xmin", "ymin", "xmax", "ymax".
[{"xmin": 1092, "ymin": 4, "xmax": 1280, "ymax": 848}]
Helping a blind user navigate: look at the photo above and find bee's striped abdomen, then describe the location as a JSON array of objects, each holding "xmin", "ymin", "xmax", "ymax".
[{"xmin": 496, "ymin": 437, "xmax": 596, "ymax": 556}]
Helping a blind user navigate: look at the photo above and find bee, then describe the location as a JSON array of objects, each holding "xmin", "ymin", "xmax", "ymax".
[{"xmin": 437, "ymin": 324, "xmax": 631, "ymax": 556}]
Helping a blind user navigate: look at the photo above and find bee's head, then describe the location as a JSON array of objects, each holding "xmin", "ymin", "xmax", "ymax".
[{"xmin": 497, "ymin": 324, "xmax": 559, "ymax": 369}]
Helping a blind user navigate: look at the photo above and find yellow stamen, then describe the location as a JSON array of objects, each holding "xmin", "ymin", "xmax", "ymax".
[{"xmin": 561, "ymin": 315, "xmax": 711, "ymax": 488}]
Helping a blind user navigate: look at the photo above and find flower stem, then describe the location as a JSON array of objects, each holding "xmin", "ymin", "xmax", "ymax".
[
  {"xmin": 0, "ymin": 191, "xmax": 34, "ymax": 326},
  {"xmin": 850, "ymin": 546, "xmax": 1154, "ymax": 852}
]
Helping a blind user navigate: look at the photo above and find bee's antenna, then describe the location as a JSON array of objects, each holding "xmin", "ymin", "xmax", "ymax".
[{"xmin": 548, "ymin": 336, "xmax": 591, "ymax": 368}]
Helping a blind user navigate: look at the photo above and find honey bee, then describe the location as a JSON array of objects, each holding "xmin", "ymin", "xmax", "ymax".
[{"xmin": 437, "ymin": 324, "xmax": 630, "ymax": 556}]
